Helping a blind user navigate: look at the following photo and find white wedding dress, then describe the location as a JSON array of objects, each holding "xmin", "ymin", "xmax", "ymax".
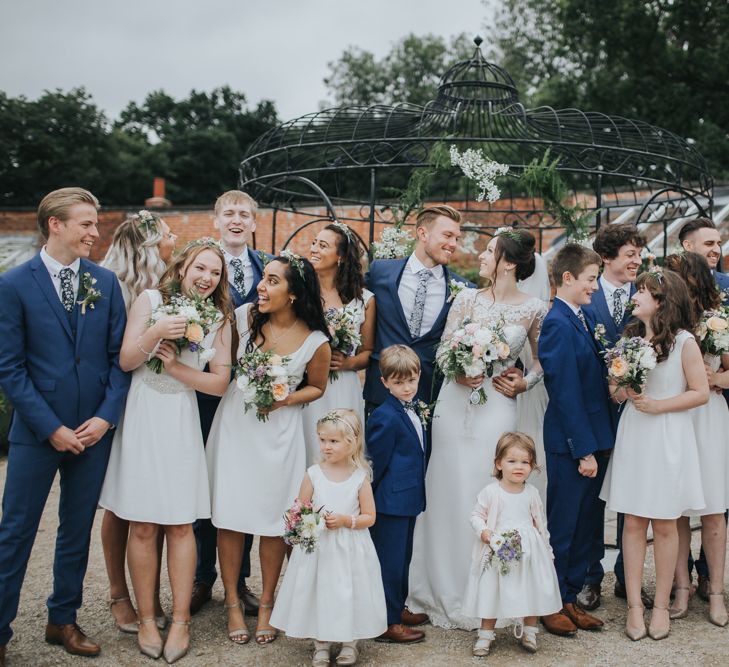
[{"xmin": 407, "ymin": 288, "xmax": 546, "ymax": 629}]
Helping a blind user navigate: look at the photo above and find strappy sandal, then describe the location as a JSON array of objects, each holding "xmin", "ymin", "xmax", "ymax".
[
  {"xmin": 163, "ymin": 618, "xmax": 190, "ymax": 664},
  {"xmin": 335, "ymin": 640, "xmax": 358, "ymax": 665},
  {"xmin": 137, "ymin": 617, "xmax": 163, "ymax": 659},
  {"xmin": 472, "ymin": 628, "xmax": 495, "ymax": 657},
  {"xmin": 225, "ymin": 601, "xmax": 251, "ymax": 644},
  {"xmin": 254, "ymin": 602, "xmax": 278, "ymax": 645},
  {"xmin": 312, "ymin": 640, "xmax": 331, "ymax": 666},
  {"xmin": 625, "ymin": 604, "xmax": 647, "ymax": 641},
  {"xmin": 109, "ymin": 596, "xmax": 138, "ymax": 634}
]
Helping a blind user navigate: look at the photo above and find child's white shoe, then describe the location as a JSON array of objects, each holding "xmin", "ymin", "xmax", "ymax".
[
  {"xmin": 312, "ymin": 640, "xmax": 331, "ymax": 667},
  {"xmin": 520, "ymin": 625, "xmax": 538, "ymax": 653},
  {"xmin": 335, "ymin": 640, "xmax": 358, "ymax": 665},
  {"xmin": 472, "ymin": 629, "xmax": 495, "ymax": 657}
]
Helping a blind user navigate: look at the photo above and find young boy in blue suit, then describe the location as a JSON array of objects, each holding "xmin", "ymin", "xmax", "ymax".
[
  {"xmin": 367, "ymin": 345, "xmax": 427, "ymax": 644},
  {"xmin": 538, "ymin": 244, "xmax": 617, "ymax": 637}
]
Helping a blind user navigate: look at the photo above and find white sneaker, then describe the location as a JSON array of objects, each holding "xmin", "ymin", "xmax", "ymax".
[{"xmin": 472, "ymin": 629, "xmax": 495, "ymax": 657}]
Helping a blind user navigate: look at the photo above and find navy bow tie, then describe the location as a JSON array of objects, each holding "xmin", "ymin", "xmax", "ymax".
[{"xmin": 402, "ymin": 401, "xmax": 417, "ymax": 412}]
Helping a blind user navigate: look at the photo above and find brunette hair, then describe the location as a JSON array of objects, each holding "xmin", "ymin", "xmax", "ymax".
[
  {"xmin": 316, "ymin": 409, "xmax": 372, "ymax": 480},
  {"xmin": 492, "ymin": 432, "xmax": 539, "ymax": 479},
  {"xmin": 622, "ymin": 269, "xmax": 694, "ymax": 362},
  {"xmin": 415, "ymin": 204, "xmax": 461, "ymax": 230},
  {"xmin": 157, "ymin": 242, "xmax": 233, "ymax": 322},
  {"xmin": 324, "ymin": 223, "xmax": 365, "ymax": 304},
  {"xmin": 550, "ymin": 244, "xmax": 602, "ymax": 287},
  {"xmin": 37, "ymin": 187, "xmax": 99, "ymax": 239},
  {"xmin": 379, "ymin": 344, "xmax": 421, "ymax": 380},
  {"xmin": 664, "ymin": 252, "xmax": 721, "ymax": 328},
  {"xmin": 592, "ymin": 223, "xmax": 646, "ymax": 260},
  {"xmin": 678, "ymin": 217, "xmax": 716, "ymax": 244},
  {"xmin": 246, "ymin": 255, "xmax": 329, "ymax": 352},
  {"xmin": 493, "ymin": 229, "xmax": 537, "ymax": 281}
]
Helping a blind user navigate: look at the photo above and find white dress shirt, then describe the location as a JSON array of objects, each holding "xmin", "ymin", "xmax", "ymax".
[
  {"xmin": 600, "ymin": 276, "xmax": 631, "ymax": 319},
  {"xmin": 224, "ymin": 246, "xmax": 254, "ymax": 297},
  {"xmin": 397, "ymin": 254, "xmax": 446, "ymax": 336},
  {"xmin": 40, "ymin": 246, "xmax": 80, "ymax": 305},
  {"xmin": 402, "ymin": 403, "xmax": 425, "ymax": 450},
  {"xmin": 555, "ymin": 296, "xmax": 581, "ymax": 318}
]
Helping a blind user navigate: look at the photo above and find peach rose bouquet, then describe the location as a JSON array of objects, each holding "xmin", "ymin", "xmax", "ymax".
[
  {"xmin": 234, "ymin": 349, "xmax": 293, "ymax": 422},
  {"xmin": 603, "ymin": 336, "xmax": 657, "ymax": 394},
  {"xmin": 697, "ymin": 307, "xmax": 729, "ymax": 371}
]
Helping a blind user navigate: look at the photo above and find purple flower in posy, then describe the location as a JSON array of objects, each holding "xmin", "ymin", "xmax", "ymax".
[
  {"xmin": 189, "ymin": 342, "xmax": 199, "ymax": 352},
  {"xmin": 485, "ymin": 529, "xmax": 523, "ymax": 575},
  {"xmin": 255, "ymin": 366, "xmax": 267, "ymax": 379}
]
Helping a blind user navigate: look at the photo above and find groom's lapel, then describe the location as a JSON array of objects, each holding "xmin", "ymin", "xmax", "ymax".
[
  {"xmin": 30, "ymin": 255, "xmax": 73, "ymax": 340},
  {"xmin": 386, "ymin": 260, "xmax": 412, "ymax": 336}
]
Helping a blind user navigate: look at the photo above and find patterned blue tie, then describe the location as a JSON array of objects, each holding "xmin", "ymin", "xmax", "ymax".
[
  {"xmin": 613, "ymin": 288, "xmax": 625, "ymax": 325},
  {"xmin": 577, "ymin": 309, "xmax": 589, "ymax": 332},
  {"xmin": 408, "ymin": 268, "xmax": 431, "ymax": 338},
  {"xmin": 59, "ymin": 267, "xmax": 75, "ymax": 312},
  {"xmin": 230, "ymin": 258, "xmax": 246, "ymax": 296}
]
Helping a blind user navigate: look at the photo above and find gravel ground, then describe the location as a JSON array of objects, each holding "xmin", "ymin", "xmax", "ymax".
[{"xmin": 4, "ymin": 460, "xmax": 729, "ymax": 666}]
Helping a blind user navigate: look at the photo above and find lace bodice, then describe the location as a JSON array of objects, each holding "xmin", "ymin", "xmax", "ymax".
[{"xmin": 443, "ymin": 288, "xmax": 546, "ymax": 371}]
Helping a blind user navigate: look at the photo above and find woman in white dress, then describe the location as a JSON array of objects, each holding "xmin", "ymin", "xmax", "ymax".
[
  {"xmin": 303, "ymin": 223, "xmax": 375, "ymax": 465},
  {"xmin": 99, "ymin": 239, "xmax": 232, "ymax": 662},
  {"xmin": 99, "ymin": 210, "xmax": 176, "ymax": 634},
  {"xmin": 206, "ymin": 253, "xmax": 331, "ymax": 646},
  {"xmin": 664, "ymin": 253, "xmax": 729, "ymax": 626},
  {"xmin": 407, "ymin": 228, "xmax": 547, "ymax": 629},
  {"xmin": 600, "ymin": 269, "xmax": 709, "ymax": 641}
]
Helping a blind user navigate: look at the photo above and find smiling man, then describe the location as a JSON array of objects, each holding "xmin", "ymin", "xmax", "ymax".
[
  {"xmin": 679, "ymin": 217, "xmax": 729, "ymax": 303},
  {"xmin": 0, "ymin": 188, "xmax": 130, "ymax": 664}
]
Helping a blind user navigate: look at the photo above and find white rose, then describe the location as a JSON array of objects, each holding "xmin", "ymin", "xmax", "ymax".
[
  {"xmin": 178, "ymin": 306, "xmax": 199, "ymax": 320},
  {"xmin": 198, "ymin": 347, "xmax": 215, "ymax": 363},
  {"xmin": 267, "ymin": 365, "xmax": 288, "ymax": 378},
  {"xmin": 473, "ymin": 329, "xmax": 493, "ymax": 346},
  {"xmin": 242, "ymin": 385, "xmax": 258, "ymax": 403},
  {"xmin": 236, "ymin": 375, "xmax": 250, "ymax": 391},
  {"xmin": 639, "ymin": 348, "xmax": 657, "ymax": 369},
  {"xmin": 463, "ymin": 361, "xmax": 485, "ymax": 377}
]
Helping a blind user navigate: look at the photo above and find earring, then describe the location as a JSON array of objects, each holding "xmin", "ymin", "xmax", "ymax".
[{"xmin": 290, "ymin": 297, "xmax": 295, "ymax": 304}]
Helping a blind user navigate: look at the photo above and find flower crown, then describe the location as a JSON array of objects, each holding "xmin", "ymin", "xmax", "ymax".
[
  {"xmin": 644, "ymin": 265, "xmax": 664, "ymax": 284},
  {"xmin": 280, "ymin": 249, "xmax": 306, "ymax": 279},
  {"xmin": 331, "ymin": 221, "xmax": 355, "ymax": 243},
  {"xmin": 494, "ymin": 226, "xmax": 523, "ymax": 245},
  {"xmin": 135, "ymin": 209, "xmax": 159, "ymax": 235},
  {"xmin": 183, "ymin": 237, "xmax": 224, "ymax": 253}
]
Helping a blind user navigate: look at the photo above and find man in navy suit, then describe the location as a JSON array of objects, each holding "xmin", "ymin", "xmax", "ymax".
[
  {"xmin": 0, "ymin": 188, "xmax": 130, "ymax": 662},
  {"xmin": 364, "ymin": 205, "xmax": 472, "ymax": 411},
  {"xmin": 367, "ymin": 345, "xmax": 427, "ymax": 644},
  {"xmin": 191, "ymin": 190, "xmax": 266, "ymax": 616},
  {"xmin": 580, "ymin": 223, "xmax": 647, "ymax": 611},
  {"xmin": 679, "ymin": 216, "xmax": 729, "ymax": 600},
  {"xmin": 539, "ymin": 244, "xmax": 617, "ymax": 636}
]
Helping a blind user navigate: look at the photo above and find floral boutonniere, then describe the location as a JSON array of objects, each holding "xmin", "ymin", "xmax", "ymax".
[
  {"xmin": 77, "ymin": 272, "xmax": 102, "ymax": 314},
  {"xmin": 447, "ymin": 278, "xmax": 468, "ymax": 303},
  {"xmin": 594, "ymin": 323, "xmax": 609, "ymax": 348},
  {"xmin": 414, "ymin": 400, "xmax": 436, "ymax": 427}
]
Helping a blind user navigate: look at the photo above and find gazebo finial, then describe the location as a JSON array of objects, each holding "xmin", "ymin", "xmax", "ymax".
[{"xmin": 474, "ymin": 35, "xmax": 483, "ymax": 48}]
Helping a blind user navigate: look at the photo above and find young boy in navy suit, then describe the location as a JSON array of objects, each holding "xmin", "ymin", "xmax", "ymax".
[
  {"xmin": 367, "ymin": 345, "xmax": 428, "ymax": 644},
  {"xmin": 538, "ymin": 244, "xmax": 616, "ymax": 637}
]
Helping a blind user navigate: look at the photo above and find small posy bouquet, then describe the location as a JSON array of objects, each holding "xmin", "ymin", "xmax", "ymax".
[
  {"xmin": 325, "ymin": 306, "xmax": 362, "ymax": 381},
  {"xmin": 698, "ymin": 307, "xmax": 729, "ymax": 370},
  {"xmin": 603, "ymin": 336, "xmax": 657, "ymax": 393},
  {"xmin": 435, "ymin": 318, "xmax": 510, "ymax": 405},
  {"xmin": 283, "ymin": 499, "xmax": 325, "ymax": 553},
  {"xmin": 234, "ymin": 349, "xmax": 292, "ymax": 422},
  {"xmin": 146, "ymin": 293, "xmax": 221, "ymax": 374},
  {"xmin": 481, "ymin": 529, "xmax": 523, "ymax": 575}
]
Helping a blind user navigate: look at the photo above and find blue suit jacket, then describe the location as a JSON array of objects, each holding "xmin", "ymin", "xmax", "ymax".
[
  {"xmin": 0, "ymin": 254, "xmax": 130, "ymax": 445},
  {"xmin": 539, "ymin": 298, "xmax": 617, "ymax": 459},
  {"xmin": 582, "ymin": 281, "xmax": 635, "ymax": 346},
  {"xmin": 363, "ymin": 258, "xmax": 473, "ymax": 405},
  {"xmin": 366, "ymin": 394, "xmax": 426, "ymax": 516},
  {"xmin": 230, "ymin": 249, "xmax": 268, "ymax": 308},
  {"xmin": 715, "ymin": 270, "xmax": 729, "ymax": 306}
]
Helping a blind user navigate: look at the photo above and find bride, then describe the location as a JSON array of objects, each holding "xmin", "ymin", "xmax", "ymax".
[{"xmin": 407, "ymin": 227, "xmax": 547, "ymax": 629}]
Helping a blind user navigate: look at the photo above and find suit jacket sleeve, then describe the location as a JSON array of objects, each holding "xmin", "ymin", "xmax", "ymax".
[
  {"xmin": 0, "ymin": 274, "xmax": 63, "ymax": 441},
  {"xmin": 93, "ymin": 277, "xmax": 131, "ymax": 426},
  {"xmin": 366, "ymin": 409, "xmax": 396, "ymax": 488},
  {"xmin": 539, "ymin": 316, "xmax": 601, "ymax": 458}
]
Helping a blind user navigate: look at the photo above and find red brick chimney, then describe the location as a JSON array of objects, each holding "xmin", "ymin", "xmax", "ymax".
[{"xmin": 144, "ymin": 177, "xmax": 172, "ymax": 208}]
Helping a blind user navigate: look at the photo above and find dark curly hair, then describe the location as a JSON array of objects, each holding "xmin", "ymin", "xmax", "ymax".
[
  {"xmin": 324, "ymin": 223, "xmax": 365, "ymax": 304},
  {"xmin": 246, "ymin": 255, "xmax": 329, "ymax": 353},
  {"xmin": 623, "ymin": 269, "xmax": 694, "ymax": 363},
  {"xmin": 664, "ymin": 252, "xmax": 721, "ymax": 327},
  {"xmin": 492, "ymin": 228, "xmax": 537, "ymax": 283},
  {"xmin": 592, "ymin": 223, "xmax": 646, "ymax": 260}
]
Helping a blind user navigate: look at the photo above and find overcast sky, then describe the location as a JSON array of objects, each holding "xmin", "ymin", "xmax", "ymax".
[{"xmin": 1, "ymin": 0, "xmax": 489, "ymax": 122}]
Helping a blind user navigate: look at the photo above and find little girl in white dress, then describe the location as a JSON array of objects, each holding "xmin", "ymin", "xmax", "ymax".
[
  {"xmin": 271, "ymin": 409, "xmax": 386, "ymax": 666},
  {"xmin": 462, "ymin": 432, "xmax": 561, "ymax": 657}
]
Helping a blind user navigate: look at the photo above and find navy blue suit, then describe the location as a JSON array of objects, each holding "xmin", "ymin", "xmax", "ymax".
[
  {"xmin": 364, "ymin": 258, "xmax": 472, "ymax": 407},
  {"xmin": 194, "ymin": 248, "xmax": 267, "ymax": 588},
  {"xmin": 367, "ymin": 394, "xmax": 426, "ymax": 625},
  {"xmin": 0, "ymin": 254, "xmax": 129, "ymax": 644},
  {"xmin": 715, "ymin": 270, "xmax": 729, "ymax": 304},
  {"xmin": 539, "ymin": 298, "xmax": 617, "ymax": 604},
  {"xmin": 582, "ymin": 281, "xmax": 634, "ymax": 588}
]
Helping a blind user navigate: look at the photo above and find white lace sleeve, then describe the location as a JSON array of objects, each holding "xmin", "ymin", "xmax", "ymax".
[
  {"xmin": 524, "ymin": 300, "xmax": 547, "ymax": 390},
  {"xmin": 442, "ymin": 288, "xmax": 476, "ymax": 340}
]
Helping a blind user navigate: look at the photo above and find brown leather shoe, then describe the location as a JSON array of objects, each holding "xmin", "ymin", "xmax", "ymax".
[
  {"xmin": 563, "ymin": 602, "xmax": 604, "ymax": 630},
  {"xmin": 576, "ymin": 583, "xmax": 601, "ymax": 611},
  {"xmin": 401, "ymin": 608, "xmax": 429, "ymax": 626},
  {"xmin": 238, "ymin": 582, "xmax": 260, "ymax": 616},
  {"xmin": 189, "ymin": 582, "xmax": 212, "ymax": 616},
  {"xmin": 541, "ymin": 610, "xmax": 578, "ymax": 636},
  {"xmin": 375, "ymin": 624, "xmax": 425, "ymax": 643},
  {"xmin": 45, "ymin": 623, "xmax": 101, "ymax": 657}
]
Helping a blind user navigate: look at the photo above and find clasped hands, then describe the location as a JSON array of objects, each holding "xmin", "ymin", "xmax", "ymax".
[
  {"xmin": 456, "ymin": 366, "xmax": 526, "ymax": 399},
  {"xmin": 49, "ymin": 417, "xmax": 111, "ymax": 455}
]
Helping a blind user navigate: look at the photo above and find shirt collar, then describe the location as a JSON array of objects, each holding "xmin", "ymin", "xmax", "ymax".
[
  {"xmin": 407, "ymin": 253, "xmax": 444, "ymax": 280},
  {"xmin": 224, "ymin": 246, "xmax": 249, "ymax": 266},
  {"xmin": 555, "ymin": 296, "xmax": 581, "ymax": 317},
  {"xmin": 600, "ymin": 275, "xmax": 630, "ymax": 297},
  {"xmin": 40, "ymin": 246, "xmax": 80, "ymax": 276}
]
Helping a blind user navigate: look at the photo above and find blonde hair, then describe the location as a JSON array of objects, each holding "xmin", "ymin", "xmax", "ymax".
[
  {"xmin": 101, "ymin": 212, "xmax": 167, "ymax": 309},
  {"xmin": 214, "ymin": 190, "xmax": 258, "ymax": 218},
  {"xmin": 415, "ymin": 204, "xmax": 461, "ymax": 231},
  {"xmin": 37, "ymin": 187, "xmax": 99, "ymax": 239},
  {"xmin": 379, "ymin": 344, "xmax": 421, "ymax": 380},
  {"xmin": 316, "ymin": 409, "xmax": 372, "ymax": 480},
  {"xmin": 492, "ymin": 432, "xmax": 539, "ymax": 479}
]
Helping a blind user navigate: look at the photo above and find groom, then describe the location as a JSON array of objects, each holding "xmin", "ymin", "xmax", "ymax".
[{"xmin": 0, "ymin": 188, "xmax": 129, "ymax": 663}]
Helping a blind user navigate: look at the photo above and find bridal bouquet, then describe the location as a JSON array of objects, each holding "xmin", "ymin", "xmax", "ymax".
[
  {"xmin": 480, "ymin": 529, "xmax": 523, "ymax": 575},
  {"xmin": 698, "ymin": 307, "xmax": 729, "ymax": 370},
  {"xmin": 603, "ymin": 336, "xmax": 657, "ymax": 393},
  {"xmin": 325, "ymin": 306, "xmax": 362, "ymax": 381},
  {"xmin": 435, "ymin": 318, "xmax": 511, "ymax": 405},
  {"xmin": 234, "ymin": 349, "xmax": 292, "ymax": 422},
  {"xmin": 283, "ymin": 499, "xmax": 325, "ymax": 553},
  {"xmin": 146, "ymin": 293, "xmax": 221, "ymax": 374}
]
